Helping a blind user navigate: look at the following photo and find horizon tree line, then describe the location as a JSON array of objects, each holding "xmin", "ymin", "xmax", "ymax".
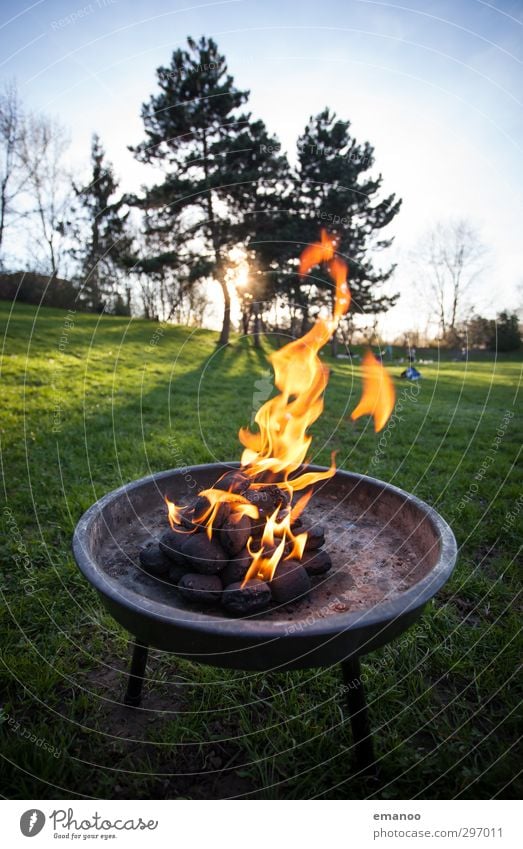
[{"xmin": 0, "ymin": 37, "xmax": 519, "ymax": 350}]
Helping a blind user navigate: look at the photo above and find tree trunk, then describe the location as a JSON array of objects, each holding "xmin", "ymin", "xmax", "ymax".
[
  {"xmin": 202, "ymin": 128, "xmax": 229, "ymax": 345},
  {"xmin": 241, "ymin": 306, "xmax": 251, "ymax": 336},
  {"xmin": 330, "ymin": 329, "xmax": 338, "ymax": 358},
  {"xmin": 300, "ymin": 305, "xmax": 309, "ymax": 336},
  {"xmin": 253, "ymin": 307, "xmax": 261, "ymax": 348},
  {"xmin": 48, "ymin": 236, "xmax": 57, "ymax": 277},
  {"xmin": 0, "ymin": 176, "xmax": 8, "ymax": 259},
  {"xmin": 218, "ymin": 276, "xmax": 231, "ymax": 346}
]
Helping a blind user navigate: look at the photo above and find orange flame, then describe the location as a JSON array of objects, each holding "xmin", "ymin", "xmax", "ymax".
[
  {"xmin": 196, "ymin": 488, "xmax": 259, "ymax": 540},
  {"xmin": 239, "ymin": 230, "xmax": 349, "ymax": 482},
  {"xmin": 243, "ymin": 508, "xmax": 287, "ymax": 583},
  {"xmin": 350, "ymin": 350, "xmax": 396, "ymax": 432},
  {"xmin": 242, "ymin": 505, "xmax": 308, "ymax": 584},
  {"xmin": 165, "ymin": 496, "xmax": 184, "ymax": 530},
  {"xmin": 235, "ymin": 231, "xmax": 351, "ymax": 585},
  {"xmin": 299, "ymin": 228, "xmax": 336, "ymax": 276},
  {"xmin": 164, "ymin": 230, "xmax": 397, "ymax": 587}
]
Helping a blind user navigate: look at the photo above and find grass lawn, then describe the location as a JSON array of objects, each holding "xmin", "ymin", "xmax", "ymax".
[{"xmin": 0, "ymin": 300, "xmax": 521, "ymax": 800}]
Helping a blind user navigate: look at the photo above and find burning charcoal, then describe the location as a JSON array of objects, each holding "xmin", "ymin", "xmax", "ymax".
[
  {"xmin": 291, "ymin": 517, "xmax": 303, "ymax": 531},
  {"xmin": 159, "ymin": 528, "xmax": 189, "ymax": 566},
  {"xmin": 214, "ymin": 500, "xmax": 231, "ymax": 529},
  {"xmin": 247, "ymin": 485, "xmax": 289, "ymax": 521},
  {"xmin": 221, "ymin": 579, "xmax": 272, "ymax": 615},
  {"xmin": 222, "ymin": 548, "xmax": 251, "ymax": 586},
  {"xmin": 190, "ymin": 495, "xmax": 231, "ymax": 529},
  {"xmin": 270, "ymin": 559, "xmax": 311, "ymax": 604},
  {"xmin": 183, "ymin": 533, "xmax": 227, "ymax": 575},
  {"xmin": 265, "ymin": 483, "xmax": 291, "ymax": 508},
  {"xmin": 213, "ymin": 470, "xmax": 251, "ymax": 494},
  {"xmin": 220, "ymin": 512, "xmax": 251, "ymax": 556},
  {"xmin": 178, "ymin": 573, "xmax": 222, "ymax": 605},
  {"xmin": 179, "ymin": 506, "xmax": 198, "ymax": 530},
  {"xmin": 247, "ymin": 489, "xmax": 290, "ymax": 534},
  {"xmin": 138, "ymin": 543, "xmax": 171, "ymax": 576},
  {"xmin": 300, "ymin": 548, "xmax": 332, "ymax": 576},
  {"xmin": 193, "ymin": 494, "xmax": 211, "ymax": 522},
  {"xmin": 301, "ymin": 522, "xmax": 325, "ymax": 551}
]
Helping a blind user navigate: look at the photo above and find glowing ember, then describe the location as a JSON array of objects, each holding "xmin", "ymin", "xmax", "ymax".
[{"xmin": 162, "ymin": 230, "xmax": 396, "ymax": 606}]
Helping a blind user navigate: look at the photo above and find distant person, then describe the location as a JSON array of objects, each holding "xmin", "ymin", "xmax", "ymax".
[
  {"xmin": 401, "ymin": 364, "xmax": 421, "ymax": 380},
  {"xmin": 408, "ymin": 347, "xmax": 416, "ymax": 364}
]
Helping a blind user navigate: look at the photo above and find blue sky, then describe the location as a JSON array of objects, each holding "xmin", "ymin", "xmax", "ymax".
[{"xmin": 1, "ymin": 0, "xmax": 522, "ymax": 334}]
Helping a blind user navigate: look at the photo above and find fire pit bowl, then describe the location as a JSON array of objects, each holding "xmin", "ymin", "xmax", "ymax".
[
  {"xmin": 73, "ymin": 463, "xmax": 456, "ymax": 669},
  {"xmin": 72, "ymin": 463, "xmax": 456, "ymax": 770}
]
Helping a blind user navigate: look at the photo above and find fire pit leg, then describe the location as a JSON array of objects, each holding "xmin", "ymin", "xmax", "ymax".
[
  {"xmin": 341, "ymin": 656, "xmax": 376, "ymax": 775},
  {"xmin": 124, "ymin": 640, "xmax": 149, "ymax": 707}
]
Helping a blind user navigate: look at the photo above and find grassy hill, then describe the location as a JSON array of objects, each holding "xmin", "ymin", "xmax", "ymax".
[{"xmin": 0, "ymin": 300, "xmax": 521, "ymax": 799}]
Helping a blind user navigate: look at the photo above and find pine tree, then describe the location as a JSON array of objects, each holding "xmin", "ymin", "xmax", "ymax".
[
  {"xmin": 131, "ymin": 36, "xmax": 288, "ymax": 344},
  {"xmin": 283, "ymin": 109, "xmax": 402, "ymax": 350},
  {"xmin": 72, "ymin": 134, "xmax": 134, "ymax": 312}
]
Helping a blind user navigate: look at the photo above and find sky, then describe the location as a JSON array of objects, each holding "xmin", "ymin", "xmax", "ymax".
[{"xmin": 1, "ymin": 0, "xmax": 522, "ymax": 337}]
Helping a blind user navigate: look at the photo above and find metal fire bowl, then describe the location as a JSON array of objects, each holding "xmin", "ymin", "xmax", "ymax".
[{"xmin": 72, "ymin": 464, "xmax": 457, "ymax": 671}]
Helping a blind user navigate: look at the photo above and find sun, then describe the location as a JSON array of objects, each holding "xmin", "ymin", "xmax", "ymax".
[{"xmin": 233, "ymin": 261, "xmax": 249, "ymax": 290}]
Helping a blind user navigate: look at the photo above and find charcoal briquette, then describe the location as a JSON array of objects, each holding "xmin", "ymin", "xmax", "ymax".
[
  {"xmin": 214, "ymin": 500, "xmax": 231, "ymax": 529},
  {"xmin": 301, "ymin": 522, "xmax": 325, "ymax": 550},
  {"xmin": 178, "ymin": 573, "xmax": 223, "ymax": 605},
  {"xmin": 168, "ymin": 563, "xmax": 188, "ymax": 583},
  {"xmin": 220, "ymin": 512, "xmax": 251, "ymax": 556},
  {"xmin": 300, "ymin": 548, "xmax": 332, "ymax": 576},
  {"xmin": 193, "ymin": 494, "xmax": 211, "ymax": 522},
  {"xmin": 270, "ymin": 559, "xmax": 311, "ymax": 604},
  {"xmin": 246, "ymin": 486, "xmax": 288, "ymax": 520},
  {"xmin": 159, "ymin": 528, "xmax": 189, "ymax": 566},
  {"xmin": 221, "ymin": 579, "xmax": 272, "ymax": 615},
  {"xmin": 213, "ymin": 470, "xmax": 251, "ymax": 494},
  {"xmin": 138, "ymin": 543, "xmax": 171, "ymax": 576},
  {"xmin": 179, "ymin": 505, "xmax": 198, "ymax": 530},
  {"xmin": 222, "ymin": 548, "xmax": 251, "ymax": 586},
  {"xmin": 183, "ymin": 533, "xmax": 227, "ymax": 574}
]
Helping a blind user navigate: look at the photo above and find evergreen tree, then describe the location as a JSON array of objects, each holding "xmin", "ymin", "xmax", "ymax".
[
  {"xmin": 131, "ymin": 36, "xmax": 288, "ymax": 344},
  {"xmin": 490, "ymin": 311, "xmax": 521, "ymax": 352},
  {"xmin": 72, "ymin": 134, "xmax": 134, "ymax": 312},
  {"xmin": 281, "ymin": 109, "xmax": 402, "ymax": 350}
]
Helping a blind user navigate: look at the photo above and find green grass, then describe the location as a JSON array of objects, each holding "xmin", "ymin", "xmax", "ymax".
[{"xmin": 0, "ymin": 300, "xmax": 521, "ymax": 800}]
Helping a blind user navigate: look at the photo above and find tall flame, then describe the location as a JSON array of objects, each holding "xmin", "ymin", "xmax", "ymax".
[
  {"xmin": 239, "ymin": 229, "xmax": 349, "ymax": 485},
  {"xmin": 164, "ymin": 229, "xmax": 396, "ymax": 587}
]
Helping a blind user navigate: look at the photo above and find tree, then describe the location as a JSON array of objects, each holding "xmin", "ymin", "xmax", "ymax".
[
  {"xmin": 71, "ymin": 134, "xmax": 134, "ymax": 312},
  {"xmin": 0, "ymin": 82, "xmax": 28, "ymax": 266},
  {"xmin": 280, "ymin": 110, "xmax": 401, "ymax": 351},
  {"xmin": 131, "ymin": 36, "xmax": 288, "ymax": 344},
  {"xmin": 464, "ymin": 314, "xmax": 492, "ymax": 348},
  {"xmin": 413, "ymin": 219, "xmax": 486, "ymax": 344},
  {"xmin": 490, "ymin": 311, "xmax": 521, "ymax": 352},
  {"xmin": 20, "ymin": 114, "xmax": 71, "ymax": 276},
  {"xmin": 217, "ymin": 119, "xmax": 291, "ymax": 347}
]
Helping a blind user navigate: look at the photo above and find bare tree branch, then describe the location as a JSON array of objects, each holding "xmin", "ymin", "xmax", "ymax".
[
  {"xmin": 20, "ymin": 113, "xmax": 71, "ymax": 276},
  {"xmin": 411, "ymin": 219, "xmax": 487, "ymax": 343},
  {"xmin": 0, "ymin": 81, "xmax": 29, "ymax": 264}
]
